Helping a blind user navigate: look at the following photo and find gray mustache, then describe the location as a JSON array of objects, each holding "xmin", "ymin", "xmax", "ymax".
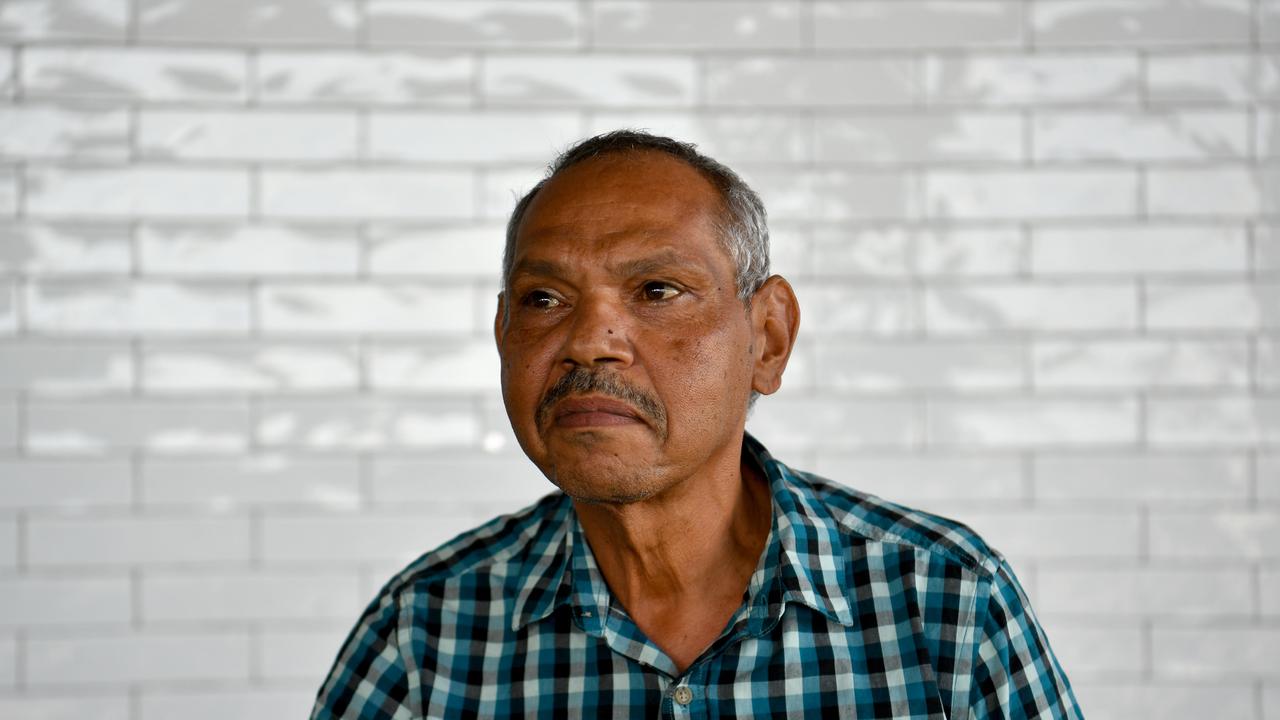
[{"xmin": 537, "ymin": 367, "xmax": 667, "ymax": 431}]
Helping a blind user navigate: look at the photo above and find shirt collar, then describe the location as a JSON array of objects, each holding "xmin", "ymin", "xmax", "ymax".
[
  {"xmin": 747, "ymin": 434, "xmax": 855, "ymax": 628},
  {"xmin": 510, "ymin": 498, "xmax": 575, "ymax": 632},
  {"xmin": 510, "ymin": 433, "xmax": 855, "ymax": 633}
]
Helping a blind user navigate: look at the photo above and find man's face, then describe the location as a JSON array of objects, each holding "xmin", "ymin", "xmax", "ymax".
[{"xmin": 495, "ymin": 151, "xmax": 760, "ymax": 504}]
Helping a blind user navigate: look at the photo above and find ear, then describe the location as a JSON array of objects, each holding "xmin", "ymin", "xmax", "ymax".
[
  {"xmin": 748, "ymin": 275, "xmax": 800, "ymax": 396},
  {"xmin": 493, "ymin": 292, "xmax": 506, "ymax": 350}
]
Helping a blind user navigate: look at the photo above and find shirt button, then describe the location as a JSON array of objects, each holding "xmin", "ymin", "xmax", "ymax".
[{"xmin": 673, "ymin": 686, "xmax": 693, "ymax": 706}]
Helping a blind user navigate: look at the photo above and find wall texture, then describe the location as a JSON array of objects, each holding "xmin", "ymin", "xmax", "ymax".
[{"xmin": 0, "ymin": 0, "xmax": 1277, "ymax": 718}]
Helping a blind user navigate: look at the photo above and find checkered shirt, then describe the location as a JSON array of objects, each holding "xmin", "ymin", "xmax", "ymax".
[{"xmin": 311, "ymin": 435, "xmax": 1082, "ymax": 719}]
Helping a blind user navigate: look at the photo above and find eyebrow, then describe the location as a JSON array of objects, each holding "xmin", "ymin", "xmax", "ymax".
[
  {"xmin": 510, "ymin": 250, "xmax": 707, "ymax": 281},
  {"xmin": 509, "ymin": 258, "xmax": 564, "ymax": 279},
  {"xmin": 610, "ymin": 251, "xmax": 695, "ymax": 278}
]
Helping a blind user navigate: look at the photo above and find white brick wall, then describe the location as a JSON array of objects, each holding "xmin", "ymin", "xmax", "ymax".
[{"xmin": 0, "ymin": 2, "xmax": 1276, "ymax": 718}]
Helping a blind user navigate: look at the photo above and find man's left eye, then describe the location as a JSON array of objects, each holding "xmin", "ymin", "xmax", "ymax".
[{"xmin": 640, "ymin": 282, "xmax": 681, "ymax": 302}]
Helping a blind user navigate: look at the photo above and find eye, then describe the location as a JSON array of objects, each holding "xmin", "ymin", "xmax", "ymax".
[
  {"xmin": 521, "ymin": 290, "xmax": 563, "ymax": 309},
  {"xmin": 640, "ymin": 281, "xmax": 681, "ymax": 302}
]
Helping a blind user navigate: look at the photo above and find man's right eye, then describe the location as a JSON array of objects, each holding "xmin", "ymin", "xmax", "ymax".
[{"xmin": 522, "ymin": 290, "xmax": 562, "ymax": 309}]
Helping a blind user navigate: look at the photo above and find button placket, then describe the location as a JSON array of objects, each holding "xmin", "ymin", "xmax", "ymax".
[{"xmin": 672, "ymin": 685, "xmax": 693, "ymax": 706}]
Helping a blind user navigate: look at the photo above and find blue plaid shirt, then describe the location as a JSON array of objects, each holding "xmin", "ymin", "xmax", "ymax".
[{"xmin": 312, "ymin": 435, "xmax": 1081, "ymax": 719}]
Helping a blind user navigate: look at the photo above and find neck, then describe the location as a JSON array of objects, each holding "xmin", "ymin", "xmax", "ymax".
[{"xmin": 571, "ymin": 440, "xmax": 773, "ymax": 669}]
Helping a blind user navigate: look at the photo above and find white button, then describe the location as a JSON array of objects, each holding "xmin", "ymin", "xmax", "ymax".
[{"xmin": 673, "ymin": 686, "xmax": 693, "ymax": 706}]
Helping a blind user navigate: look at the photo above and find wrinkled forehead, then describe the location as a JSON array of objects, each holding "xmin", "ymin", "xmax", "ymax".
[{"xmin": 515, "ymin": 151, "xmax": 726, "ymax": 246}]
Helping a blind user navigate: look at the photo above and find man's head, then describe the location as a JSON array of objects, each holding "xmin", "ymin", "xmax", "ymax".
[
  {"xmin": 503, "ymin": 131, "xmax": 771, "ymax": 304},
  {"xmin": 495, "ymin": 131, "xmax": 800, "ymax": 506}
]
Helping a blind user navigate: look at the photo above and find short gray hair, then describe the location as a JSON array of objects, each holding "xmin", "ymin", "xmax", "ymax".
[{"xmin": 502, "ymin": 130, "xmax": 770, "ymax": 302}]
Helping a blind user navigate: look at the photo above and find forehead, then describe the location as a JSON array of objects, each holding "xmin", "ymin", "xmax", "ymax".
[{"xmin": 513, "ymin": 151, "xmax": 727, "ymax": 264}]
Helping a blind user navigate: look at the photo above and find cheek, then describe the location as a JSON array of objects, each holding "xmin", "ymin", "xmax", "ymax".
[
  {"xmin": 656, "ymin": 321, "xmax": 751, "ymax": 398},
  {"xmin": 499, "ymin": 338, "xmax": 555, "ymax": 406}
]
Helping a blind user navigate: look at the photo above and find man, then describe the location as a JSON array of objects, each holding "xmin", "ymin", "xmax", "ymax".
[{"xmin": 312, "ymin": 131, "xmax": 1081, "ymax": 719}]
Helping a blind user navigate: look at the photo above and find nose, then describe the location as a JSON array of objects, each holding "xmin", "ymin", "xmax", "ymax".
[{"xmin": 561, "ymin": 294, "xmax": 633, "ymax": 370}]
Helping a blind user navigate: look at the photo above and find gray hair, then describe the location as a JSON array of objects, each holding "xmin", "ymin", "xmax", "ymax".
[{"xmin": 502, "ymin": 130, "xmax": 771, "ymax": 302}]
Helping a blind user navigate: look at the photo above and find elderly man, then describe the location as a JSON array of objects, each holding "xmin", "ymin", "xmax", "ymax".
[{"xmin": 312, "ymin": 131, "xmax": 1081, "ymax": 719}]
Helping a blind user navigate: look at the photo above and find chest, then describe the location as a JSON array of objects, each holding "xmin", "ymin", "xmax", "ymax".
[{"xmin": 410, "ymin": 608, "xmax": 962, "ymax": 719}]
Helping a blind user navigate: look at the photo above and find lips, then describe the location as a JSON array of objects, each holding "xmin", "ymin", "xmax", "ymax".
[{"xmin": 552, "ymin": 396, "xmax": 645, "ymax": 428}]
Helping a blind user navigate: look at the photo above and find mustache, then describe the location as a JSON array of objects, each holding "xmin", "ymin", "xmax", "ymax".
[{"xmin": 536, "ymin": 367, "xmax": 667, "ymax": 431}]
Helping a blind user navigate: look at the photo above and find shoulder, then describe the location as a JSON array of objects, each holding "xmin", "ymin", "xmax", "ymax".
[
  {"xmin": 786, "ymin": 467, "xmax": 1004, "ymax": 579},
  {"xmin": 376, "ymin": 490, "xmax": 572, "ymax": 601},
  {"xmin": 312, "ymin": 493, "xmax": 569, "ymax": 718}
]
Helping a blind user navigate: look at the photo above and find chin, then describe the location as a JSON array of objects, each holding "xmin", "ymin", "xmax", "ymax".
[
  {"xmin": 560, "ymin": 486, "xmax": 656, "ymax": 506},
  {"xmin": 545, "ymin": 459, "xmax": 666, "ymax": 506}
]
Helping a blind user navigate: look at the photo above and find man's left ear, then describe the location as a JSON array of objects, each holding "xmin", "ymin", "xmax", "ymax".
[
  {"xmin": 749, "ymin": 275, "xmax": 800, "ymax": 396},
  {"xmin": 493, "ymin": 291, "xmax": 506, "ymax": 349}
]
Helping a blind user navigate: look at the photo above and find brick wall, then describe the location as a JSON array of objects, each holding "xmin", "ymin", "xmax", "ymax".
[{"xmin": 0, "ymin": 1, "xmax": 1276, "ymax": 718}]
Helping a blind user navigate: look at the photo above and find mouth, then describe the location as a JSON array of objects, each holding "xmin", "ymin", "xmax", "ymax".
[{"xmin": 552, "ymin": 396, "xmax": 646, "ymax": 429}]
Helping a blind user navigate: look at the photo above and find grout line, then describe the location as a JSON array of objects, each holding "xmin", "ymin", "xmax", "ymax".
[
  {"xmin": 130, "ymin": 566, "xmax": 143, "ymax": 629},
  {"xmin": 356, "ymin": 0, "xmax": 370, "ymax": 49},
  {"xmin": 579, "ymin": 0, "xmax": 593, "ymax": 51},
  {"xmin": 126, "ymin": 0, "xmax": 140, "ymax": 44},
  {"xmin": 15, "ymin": 509, "xmax": 27, "ymax": 572},
  {"xmin": 358, "ymin": 451, "xmax": 373, "ymax": 507},
  {"xmin": 14, "ymin": 389, "xmax": 27, "ymax": 459},
  {"xmin": 11, "ymin": 43, "xmax": 22, "ymax": 103},
  {"xmin": 1253, "ymin": 0, "xmax": 1264, "ymax": 50},
  {"xmin": 1137, "ymin": 505, "xmax": 1150, "ymax": 565},
  {"xmin": 14, "ymin": 629, "xmax": 26, "ymax": 690},
  {"xmin": 13, "ymin": 160, "xmax": 25, "ymax": 221},
  {"xmin": 1250, "ymin": 556, "xmax": 1262, "ymax": 620},
  {"xmin": 131, "ymin": 449, "xmax": 143, "ymax": 509}
]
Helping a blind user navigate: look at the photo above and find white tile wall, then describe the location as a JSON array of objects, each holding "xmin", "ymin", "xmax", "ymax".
[
  {"xmin": 25, "ymin": 280, "xmax": 252, "ymax": 334},
  {"xmin": 366, "ymin": 1, "xmax": 581, "ymax": 48},
  {"xmin": 259, "ymin": 168, "xmax": 476, "ymax": 220},
  {"xmin": 594, "ymin": 1, "xmax": 805, "ymax": 50},
  {"xmin": 1031, "ymin": 223, "xmax": 1249, "ymax": 274},
  {"xmin": 136, "ymin": 0, "xmax": 359, "ymax": 45},
  {"xmin": 1076, "ymin": 683, "xmax": 1254, "ymax": 720},
  {"xmin": 0, "ymin": 106, "xmax": 130, "ymax": 160},
  {"xmin": 257, "ymin": 51, "xmax": 473, "ymax": 105},
  {"xmin": 138, "ymin": 223, "xmax": 359, "ymax": 277},
  {"xmin": 1030, "ymin": 0, "xmax": 1252, "ymax": 46},
  {"xmin": 924, "ymin": 53, "xmax": 1140, "ymax": 104},
  {"xmin": 1036, "ymin": 566, "xmax": 1253, "ymax": 617},
  {"xmin": 1033, "ymin": 453, "xmax": 1250, "ymax": 503},
  {"xmin": 25, "ymin": 630, "xmax": 252, "ymax": 685},
  {"xmin": 0, "ymin": 458, "xmax": 133, "ymax": 508},
  {"xmin": 1044, "ymin": 623, "xmax": 1144, "ymax": 677},
  {"xmin": 1, "ymin": 1, "xmax": 1276, "ymax": 716},
  {"xmin": 0, "ymin": 0, "xmax": 130, "ymax": 40},
  {"xmin": 22, "ymin": 47, "xmax": 248, "ymax": 102},
  {"xmin": 0, "ymin": 575, "xmax": 133, "ymax": 626},
  {"xmin": 707, "ymin": 57, "xmax": 920, "ymax": 107},
  {"xmin": 0, "ymin": 223, "xmax": 132, "ymax": 275},
  {"xmin": 0, "ymin": 695, "xmax": 131, "ymax": 720},
  {"xmin": 138, "ymin": 689, "xmax": 314, "ymax": 720},
  {"xmin": 1153, "ymin": 626, "xmax": 1280, "ymax": 677},
  {"xmin": 0, "ymin": 170, "xmax": 17, "ymax": 216},
  {"xmin": 815, "ymin": 1, "xmax": 1023, "ymax": 49},
  {"xmin": 26, "ymin": 166, "xmax": 251, "ymax": 218},
  {"xmin": 485, "ymin": 54, "xmax": 697, "ymax": 107},
  {"xmin": 138, "ymin": 110, "xmax": 360, "ymax": 162},
  {"xmin": 0, "ymin": 341, "xmax": 133, "ymax": 394}
]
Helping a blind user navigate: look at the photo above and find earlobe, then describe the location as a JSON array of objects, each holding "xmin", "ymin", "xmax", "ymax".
[{"xmin": 750, "ymin": 276, "xmax": 801, "ymax": 396}]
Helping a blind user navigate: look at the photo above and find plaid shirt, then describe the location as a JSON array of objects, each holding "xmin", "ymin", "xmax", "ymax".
[{"xmin": 312, "ymin": 435, "xmax": 1081, "ymax": 719}]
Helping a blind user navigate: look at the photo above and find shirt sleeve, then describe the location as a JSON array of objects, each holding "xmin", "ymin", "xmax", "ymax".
[
  {"xmin": 967, "ymin": 558, "xmax": 1083, "ymax": 720},
  {"xmin": 311, "ymin": 591, "xmax": 413, "ymax": 720}
]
